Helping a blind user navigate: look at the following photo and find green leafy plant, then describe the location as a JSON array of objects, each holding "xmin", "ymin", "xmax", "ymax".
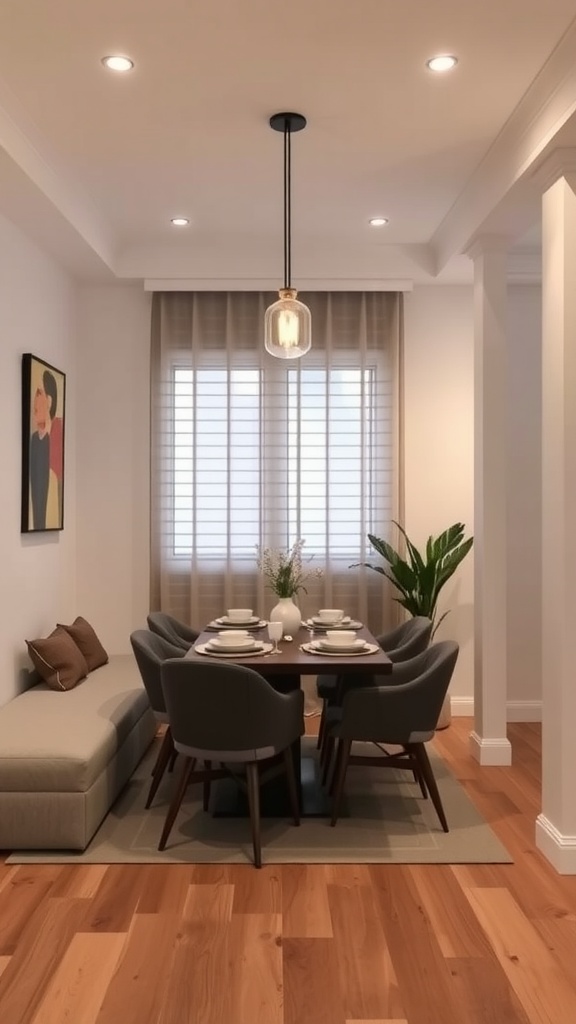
[{"xmin": 357, "ymin": 522, "xmax": 473, "ymax": 636}]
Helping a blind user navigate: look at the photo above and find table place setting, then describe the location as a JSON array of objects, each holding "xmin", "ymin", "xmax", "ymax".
[
  {"xmin": 205, "ymin": 608, "xmax": 268, "ymax": 631},
  {"xmin": 300, "ymin": 629, "xmax": 379, "ymax": 658},
  {"xmin": 304, "ymin": 608, "xmax": 363, "ymax": 631},
  {"xmin": 195, "ymin": 629, "xmax": 274, "ymax": 660}
]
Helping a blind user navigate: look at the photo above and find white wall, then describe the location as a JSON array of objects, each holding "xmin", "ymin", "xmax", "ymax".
[
  {"xmin": 404, "ymin": 286, "xmax": 475, "ymax": 701},
  {"xmin": 0, "ymin": 213, "xmax": 77, "ymax": 707},
  {"xmin": 76, "ymin": 286, "xmax": 151, "ymax": 652}
]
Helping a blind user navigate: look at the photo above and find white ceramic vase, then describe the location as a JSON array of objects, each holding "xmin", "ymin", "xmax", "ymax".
[{"xmin": 269, "ymin": 596, "xmax": 302, "ymax": 636}]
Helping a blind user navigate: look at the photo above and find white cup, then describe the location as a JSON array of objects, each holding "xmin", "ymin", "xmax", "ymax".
[
  {"xmin": 318, "ymin": 608, "xmax": 344, "ymax": 623},
  {"xmin": 325, "ymin": 630, "xmax": 357, "ymax": 645},
  {"xmin": 226, "ymin": 608, "xmax": 253, "ymax": 622}
]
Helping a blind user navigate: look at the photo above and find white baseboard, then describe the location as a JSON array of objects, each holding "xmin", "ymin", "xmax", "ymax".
[
  {"xmin": 506, "ymin": 700, "xmax": 542, "ymax": 722},
  {"xmin": 450, "ymin": 696, "xmax": 473, "ymax": 716},
  {"xmin": 469, "ymin": 731, "xmax": 512, "ymax": 765},
  {"xmin": 536, "ymin": 814, "xmax": 576, "ymax": 874},
  {"xmin": 449, "ymin": 697, "xmax": 542, "ymax": 722}
]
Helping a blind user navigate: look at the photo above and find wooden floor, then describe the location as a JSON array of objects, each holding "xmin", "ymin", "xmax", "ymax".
[{"xmin": 1, "ymin": 718, "xmax": 576, "ymax": 1024}]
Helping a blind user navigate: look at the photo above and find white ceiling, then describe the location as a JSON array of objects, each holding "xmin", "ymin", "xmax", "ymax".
[{"xmin": 0, "ymin": 0, "xmax": 575, "ymax": 285}]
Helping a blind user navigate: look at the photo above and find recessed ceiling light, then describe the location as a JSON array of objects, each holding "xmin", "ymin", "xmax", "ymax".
[
  {"xmin": 101, "ymin": 55, "xmax": 134, "ymax": 72},
  {"xmin": 369, "ymin": 217, "xmax": 389, "ymax": 227},
  {"xmin": 171, "ymin": 217, "xmax": 190, "ymax": 226},
  {"xmin": 426, "ymin": 54, "xmax": 458, "ymax": 73}
]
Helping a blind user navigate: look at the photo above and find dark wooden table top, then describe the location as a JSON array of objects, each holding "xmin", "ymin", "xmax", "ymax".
[{"xmin": 191, "ymin": 623, "xmax": 393, "ymax": 675}]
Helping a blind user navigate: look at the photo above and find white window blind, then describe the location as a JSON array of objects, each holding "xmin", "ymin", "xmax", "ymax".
[{"xmin": 151, "ymin": 291, "xmax": 402, "ymax": 631}]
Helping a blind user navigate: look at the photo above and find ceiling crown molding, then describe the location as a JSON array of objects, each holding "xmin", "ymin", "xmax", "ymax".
[
  {"xmin": 431, "ymin": 20, "xmax": 576, "ymax": 271},
  {"xmin": 530, "ymin": 145, "xmax": 576, "ymax": 191}
]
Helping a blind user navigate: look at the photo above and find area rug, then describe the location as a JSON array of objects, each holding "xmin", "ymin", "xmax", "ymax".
[{"xmin": 8, "ymin": 738, "xmax": 512, "ymax": 866}]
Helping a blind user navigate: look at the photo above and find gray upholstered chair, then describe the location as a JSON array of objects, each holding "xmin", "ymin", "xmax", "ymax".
[
  {"xmin": 130, "ymin": 629, "xmax": 185, "ymax": 807},
  {"xmin": 324, "ymin": 640, "xmax": 459, "ymax": 830},
  {"xmin": 159, "ymin": 658, "xmax": 304, "ymax": 866},
  {"xmin": 147, "ymin": 611, "xmax": 200, "ymax": 651},
  {"xmin": 316, "ymin": 616, "xmax": 433, "ymax": 750}
]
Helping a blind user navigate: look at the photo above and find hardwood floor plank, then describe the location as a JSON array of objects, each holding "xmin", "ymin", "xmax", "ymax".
[
  {"xmin": 80, "ymin": 864, "xmax": 148, "ymax": 932},
  {"xmin": 444, "ymin": 957, "xmax": 532, "ymax": 1024},
  {"xmin": 30, "ymin": 931, "xmax": 127, "ymax": 1024},
  {"xmin": 464, "ymin": 886, "xmax": 576, "ymax": 1024},
  {"xmin": 284, "ymin": 939, "xmax": 346, "ymax": 1024},
  {"xmin": 0, "ymin": 957, "xmax": 11, "ymax": 978},
  {"xmin": 226, "ymin": 913, "xmax": 283, "ymax": 1024},
  {"xmin": 328, "ymin": 878, "xmax": 404, "ymax": 1020},
  {"xmin": 345, "ymin": 1020, "xmax": 408, "ymax": 1024},
  {"xmin": 282, "ymin": 865, "xmax": 333, "ymax": 937},
  {"xmin": 134, "ymin": 864, "xmax": 194, "ymax": 913},
  {"xmin": 94, "ymin": 913, "xmax": 180, "ymax": 1024},
  {"xmin": 232, "ymin": 865, "xmax": 282, "ymax": 914},
  {"xmin": 408, "ymin": 864, "xmax": 491, "ymax": 958},
  {"xmin": 48, "ymin": 865, "xmax": 108, "ymax": 900},
  {"xmin": 0, "ymin": 867, "xmax": 61, "ymax": 954},
  {"xmin": 0, "ymin": 898, "xmax": 87, "ymax": 1024},
  {"xmin": 370, "ymin": 865, "xmax": 465, "ymax": 1024},
  {"xmin": 182, "ymin": 881, "xmax": 234, "ymax": 924}
]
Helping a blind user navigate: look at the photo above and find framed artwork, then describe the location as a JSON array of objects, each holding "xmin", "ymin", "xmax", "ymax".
[{"xmin": 21, "ymin": 354, "xmax": 66, "ymax": 532}]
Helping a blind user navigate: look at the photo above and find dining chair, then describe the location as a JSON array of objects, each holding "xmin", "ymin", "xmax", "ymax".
[
  {"xmin": 316, "ymin": 616, "xmax": 433, "ymax": 751},
  {"xmin": 147, "ymin": 611, "xmax": 200, "ymax": 652},
  {"xmin": 324, "ymin": 640, "xmax": 459, "ymax": 830},
  {"xmin": 159, "ymin": 658, "xmax": 304, "ymax": 867},
  {"xmin": 129, "ymin": 629, "xmax": 185, "ymax": 808}
]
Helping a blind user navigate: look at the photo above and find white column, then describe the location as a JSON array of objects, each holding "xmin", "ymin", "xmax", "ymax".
[
  {"xmin": 536, "ymin": 166, "xmax": 576, "ymax": 873},
  {"xmin": 469, "ymin": 241, "xmax": 512, "ymax": 765}
]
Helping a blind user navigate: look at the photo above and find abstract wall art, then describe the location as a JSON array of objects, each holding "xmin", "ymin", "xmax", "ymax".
[{"xmin": 21, "ymin": 354, "xmax": 66, "ymax": 532}]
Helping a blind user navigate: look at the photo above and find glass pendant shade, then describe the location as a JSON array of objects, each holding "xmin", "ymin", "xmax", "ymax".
[{"xmin": 265, "ymin": 288, "xmax": 312, "ymax": 359}]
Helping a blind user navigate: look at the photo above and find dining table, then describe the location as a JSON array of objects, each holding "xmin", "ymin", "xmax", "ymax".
[{"xmin": 185, "ymin": 619, "xmax": 393, "ymax": 817}]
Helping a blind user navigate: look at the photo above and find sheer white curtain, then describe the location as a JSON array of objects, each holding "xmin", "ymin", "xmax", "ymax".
[{"xmin": 150, "ymin": 290, "xmax": 403, "ymax": 632}]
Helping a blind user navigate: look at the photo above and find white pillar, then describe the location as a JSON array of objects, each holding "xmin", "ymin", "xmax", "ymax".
[
  {"xmin": 536, "ymin": 166, "xmax": 576, "ymax": 873},
  {"xmin": 469, "ymin": 241, "xmax": 512, "ymax": 765}
]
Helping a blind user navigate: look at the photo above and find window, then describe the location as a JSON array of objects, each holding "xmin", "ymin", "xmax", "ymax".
[
  {"xmin": 169, "ymin": 358, "xmax": 391, "ymax": 570},
  {"xmin": 151, "ymin": 290, "xmax": 400, "ymax": 628}
]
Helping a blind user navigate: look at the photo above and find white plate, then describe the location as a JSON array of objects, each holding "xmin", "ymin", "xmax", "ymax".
[
  {"xmin": 312, "ymin": 615, "xmax": 351, "ymax": 626},
  {"xmin": 206, "ymin": 639, "xmax": 260, "ymax": 653},
  {"xmin": 316, "ymin": 639, "xmax": 367, "ymax": 653},
  {"xmin": 300, "ymin": 641, "xmax": 379, "ymax": 658},
  {"xmin": 194, "ymin": 642, "xmax": 272, "ymax": 659},
  {"xmin": 215, "ymin": 616, "xmax": 262, "ymax": 627},
  {"xmin": 306, "ymin": 618, "xmax": 363, "ymax": 630}
]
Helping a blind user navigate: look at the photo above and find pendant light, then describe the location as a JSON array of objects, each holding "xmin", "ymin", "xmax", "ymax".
[{"xmin": 264, "ymin": 112, "xmax": 311, "ymax": 359}]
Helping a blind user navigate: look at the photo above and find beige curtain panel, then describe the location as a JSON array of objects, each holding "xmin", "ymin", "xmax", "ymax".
[{"xmin": 150, "ymin": 290, "xmax": 403, "ymax": 632}]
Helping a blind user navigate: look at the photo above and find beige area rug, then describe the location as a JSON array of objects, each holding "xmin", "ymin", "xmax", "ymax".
[{"xmin": 8, "ymin": 737, "xmax": 512, "ymax": 866}]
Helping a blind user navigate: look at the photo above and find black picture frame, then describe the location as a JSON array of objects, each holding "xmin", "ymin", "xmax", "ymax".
[{"xmin": 21, "ymin": 353, "xmax": 66, "ymax": 532}]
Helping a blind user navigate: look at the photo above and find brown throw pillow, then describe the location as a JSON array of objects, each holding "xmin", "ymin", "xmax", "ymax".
[
  {"xmin": 57, "ymin": 616, "xmax": 109, "ymax": 672},
  {"xmin": 26, "ymin": 627, "xmax": 88, "ymax": 691}
]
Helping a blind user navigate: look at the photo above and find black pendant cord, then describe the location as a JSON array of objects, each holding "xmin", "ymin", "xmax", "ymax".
[{"xmin": 284, "ymin": 118, "xmax": 291, "ymax": 290}]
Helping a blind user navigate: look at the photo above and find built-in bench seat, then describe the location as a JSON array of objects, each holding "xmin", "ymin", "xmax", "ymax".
[{"xmin": 0, "ymin": 654, "xmax": 156, "ymax": 851}]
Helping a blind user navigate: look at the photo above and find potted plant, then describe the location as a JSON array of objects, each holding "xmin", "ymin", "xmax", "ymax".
[{"xmin": 358, "ymin": 521, "xmax": 473, "ymax": 638}]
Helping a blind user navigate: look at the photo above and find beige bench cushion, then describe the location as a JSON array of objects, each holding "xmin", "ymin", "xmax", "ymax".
[{"xmin": 0, "ymin": 655, "xmax": 150, "ymax": 793}]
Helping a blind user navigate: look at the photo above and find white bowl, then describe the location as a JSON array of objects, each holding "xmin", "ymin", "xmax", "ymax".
[
  {"xmin": 217, "ymin": 629, "xmax": 250, "ymax": 645},
  {"xmin": 325, "ymin": 630, "xmax": 357, "ymax": 645},
  {"xmin": 226, "ymin": 608, "xmax": 253, "ymax": 622},
  {"xmin": 317, "ymin": 608, "xmax": 344, "ymax": 623}
]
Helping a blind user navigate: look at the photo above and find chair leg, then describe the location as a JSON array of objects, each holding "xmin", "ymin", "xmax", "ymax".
[
  {"xmin": 316, "ymin": 700, "xmax": 327, "ymax": 749},
  {"xmin": 246, "ymin": 762, "xmax": 262, "ymax": 868},
  {"xmin": 321, "ymin": 733, "xmax": 336, "ymax": 786},
  {"xmin": 203, "ymin": 760, "xmax": 212, "ymax": 812},
  {"xmin": 330, "ymin": 738, "xmax": 352, "ymax": 826},
  {"xmin": 411, "ymin": 743, "xmax": 449, "ymax": 832},
  {"xmin": 282, "ymin": 747, "xmax": 300, "ymax": 826},
  {"xmin": 168, "ymin": 748, "xmax": 178, "ymax": 773},
  {"xmin": 158, "ymin": 755, "xmax": 196, "ymax": 850},
  {"xmin": 145, "ymin": 728, "xmax": 174, "ymax": 809}
]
